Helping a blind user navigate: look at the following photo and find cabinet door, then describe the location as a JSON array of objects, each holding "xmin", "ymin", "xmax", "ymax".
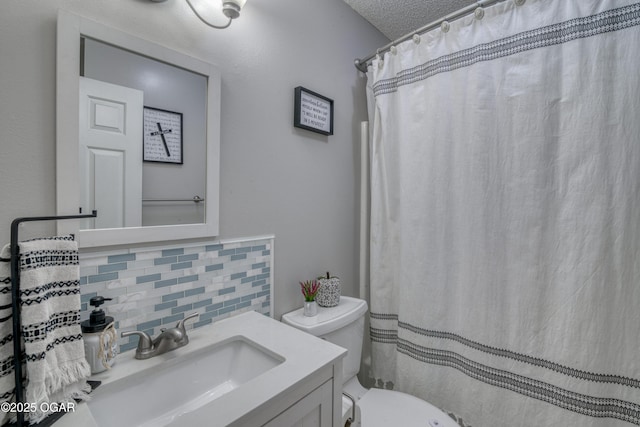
[{"xmin": 262, "ymin": 380, "xmax": 333, "ymax": 427}]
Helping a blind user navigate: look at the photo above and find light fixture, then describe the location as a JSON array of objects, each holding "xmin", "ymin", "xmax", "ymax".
[
  {"xmin": 186, "ymin": 0, "xmax": 247, "ymax": 29},
  {"xmin": 152, "ymin": 0, "xmax": 248, "ymax": 29}
]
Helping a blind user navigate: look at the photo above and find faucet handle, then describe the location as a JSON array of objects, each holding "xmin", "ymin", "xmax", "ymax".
[
  {"xmin": 176, "ymin": 312, "xmax": 199, "ymax": 331},
  {"xmin": 174, "ymin": 312, "xmax": 199, "ymax": 347},
  {"xmin": 121, "ymin": 330, "xmax": 154, "ymax": 357}
]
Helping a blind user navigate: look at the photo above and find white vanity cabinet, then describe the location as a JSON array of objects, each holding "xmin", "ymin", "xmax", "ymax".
[
  {"xmin": 235, "ymin": 359, "xmax": 343, "ymax": 427},
  {"xmin": 262, "ymin": 380, "xmax": 334, "ymax": 427}
]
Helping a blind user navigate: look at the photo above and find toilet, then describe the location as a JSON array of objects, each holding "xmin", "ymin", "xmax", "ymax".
[{"xmin": 282, "ymin": 296, "xmax": 459, "ymax": 427}]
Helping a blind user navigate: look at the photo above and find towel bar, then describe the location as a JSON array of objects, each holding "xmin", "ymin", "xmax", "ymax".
[{"xmin": 7, "ymin": 210, "xmax": 97, "ymax": 427}]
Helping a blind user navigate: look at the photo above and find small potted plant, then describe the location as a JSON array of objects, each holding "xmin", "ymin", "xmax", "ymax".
[{"xmin": 300, "ymin": 279, "xmax": 320, "ymax": 317}]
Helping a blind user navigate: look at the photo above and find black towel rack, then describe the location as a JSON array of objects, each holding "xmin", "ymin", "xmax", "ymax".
[{"xmin": 0, "ymin": 211, "xmax": 97, "ymax": 427}]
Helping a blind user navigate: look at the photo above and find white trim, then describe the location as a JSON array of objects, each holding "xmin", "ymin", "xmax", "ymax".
[
  {"xmin": 269, "ymin": 237, "xmax": 275, "ymax": 318},
  {"xmin": 359, "ymin": 121, "xmax": 369, "ymax": 301}
]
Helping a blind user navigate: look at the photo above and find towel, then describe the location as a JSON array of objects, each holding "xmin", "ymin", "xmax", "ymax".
[
  {"xmin": 0, "ymin": 245, "xmax": 14, "ymax": 425},
  {"xmin": 0, "ymin": 236, "xmax": 91, "ymax": 424}
]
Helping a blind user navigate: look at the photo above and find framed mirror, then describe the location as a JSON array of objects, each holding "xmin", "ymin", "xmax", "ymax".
[{"xmin": 56, "ymin": 11, "xmax": 220, "ymax": 248}]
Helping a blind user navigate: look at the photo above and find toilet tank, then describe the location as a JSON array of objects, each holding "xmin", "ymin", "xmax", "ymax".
[{"xmin": 282, "ymin": 296, "xmax": 368, "ymax": 385}]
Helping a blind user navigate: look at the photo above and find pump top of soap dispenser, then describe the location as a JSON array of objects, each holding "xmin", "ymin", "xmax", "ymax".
[{"xmin": 81, "ymin": 296, "xmax": 114, "ymax": 333}]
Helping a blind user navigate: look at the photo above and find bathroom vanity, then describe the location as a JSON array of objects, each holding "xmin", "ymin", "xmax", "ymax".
[{"xmin": 56, "ymin": 311, "xmax": 346, "ymax": 427}]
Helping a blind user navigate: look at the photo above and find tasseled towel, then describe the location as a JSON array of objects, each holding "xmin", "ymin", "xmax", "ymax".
[
  {"xmin": 0, "ymin": 236, "xmax": 91, "ymax": 425},
  {"xmin": 0, "ymin": 245, "xmax": 14, "ymax": 425}
]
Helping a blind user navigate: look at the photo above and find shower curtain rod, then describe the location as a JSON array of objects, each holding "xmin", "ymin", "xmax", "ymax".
[{"xmin": 354, "ymin": 0, "xmax": 505, "ymax": 72}]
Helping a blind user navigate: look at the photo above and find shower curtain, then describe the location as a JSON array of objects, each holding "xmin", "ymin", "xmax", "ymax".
[{"xmin": 366, "ymin": 0, "xmax": 640, "ymax": 426}]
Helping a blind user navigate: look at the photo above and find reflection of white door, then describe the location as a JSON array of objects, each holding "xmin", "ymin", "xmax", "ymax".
[{"xmin": 79, "ymin": 77, "xmax": 143, "ymax": 229}]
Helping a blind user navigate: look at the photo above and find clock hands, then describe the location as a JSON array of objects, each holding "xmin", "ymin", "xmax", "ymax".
[{"xmin": 150, "ymin": 122, "xmax": 172, "ymax": 157}]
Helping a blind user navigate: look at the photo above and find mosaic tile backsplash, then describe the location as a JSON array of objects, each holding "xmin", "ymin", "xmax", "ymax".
[{"xmin": 79, "ymin": 236, "xmax": 273, "ymax": 353}]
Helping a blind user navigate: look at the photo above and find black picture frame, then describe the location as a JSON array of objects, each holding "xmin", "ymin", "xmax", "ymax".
[
  {"xmin": 293, "ymin": 86, "xmax": 334, "ymax": 136},
  {"xmin": 143, "ymin": 106, "xmax": 184, "ymax": 164}
]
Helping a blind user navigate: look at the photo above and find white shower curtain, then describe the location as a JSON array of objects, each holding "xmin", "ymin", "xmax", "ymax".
[{"xmin": 366, "ymin": 0, "xmax": 640, "ymax": 426}]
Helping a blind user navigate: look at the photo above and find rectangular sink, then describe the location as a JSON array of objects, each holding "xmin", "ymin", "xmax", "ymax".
[{"xmin": 88, "ymin": 335, "xmax": 284, "ymax": 427}]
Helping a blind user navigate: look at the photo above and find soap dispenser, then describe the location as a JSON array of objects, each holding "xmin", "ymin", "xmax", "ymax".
[{"xmin": 81, "ymin": 296, "xmax": 118, "ymax": 374}]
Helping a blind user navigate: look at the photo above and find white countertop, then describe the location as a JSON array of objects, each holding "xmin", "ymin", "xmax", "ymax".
[{"xmin": 56, "ymin": 311, "xmax": 346, "ymax": 427}]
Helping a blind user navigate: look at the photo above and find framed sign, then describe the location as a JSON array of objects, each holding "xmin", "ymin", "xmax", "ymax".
[
  {"xmin": 294, "ymin": 86, "xmax": 333, "ymax": 136},
  {"xmin": 143, "ymin": 106, "xmax": 183, "ymax": 164}
]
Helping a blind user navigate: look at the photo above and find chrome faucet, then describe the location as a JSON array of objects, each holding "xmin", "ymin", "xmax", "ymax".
[{"xmin": 122, "ymin": 312, "xmax": 199, "ymax": 360}]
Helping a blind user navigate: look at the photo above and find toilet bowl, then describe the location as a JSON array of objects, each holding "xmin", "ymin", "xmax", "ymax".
[{"xmin": 282, "ymin": 296, "xmax": 458, "ymax": 427}]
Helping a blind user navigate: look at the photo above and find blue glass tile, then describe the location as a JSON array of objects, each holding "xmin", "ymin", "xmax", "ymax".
[
  {"xmin": 162, "ymin": 291, "xmax": 185, "ymax": 302},
  {"xmin": 162, "ymin": 248, "xmax": 184, "ymax": 257},
  {"xmin": 257, "ymin": 273, "xmax": 270, "ymax": 280},
  {"xmin": 241, "ymin": 276, "xmax": 256, "ymax": 284},
  {"xmin": 81, "ymin": 292, "xmax": 97, "ymax": 303},
  {"xmin": 231, "ymin": 254, "xmax": 247, "ymax": 261},
  {"xmin": 108, "ymin": 253, "xmax": 136, "ymax": 263},
  {"xmin": 137, "ymin": 319, "xmax": 162, "ymax": 330},
  {"xmin": 185, "ymin": 287, "xmax": 205, "ymax": 297},
  {"xmin": 230, "ymin": 272, "xmax": 246, "ymax": 281},
  {"xmin": 218, "ymin": 306, "xmax": 236, "ymax": 315},
  {"xmin": 98, "ymin": 262, "xmax": 128, "ymax": 273},
  {"xmin": 80, "ymin": 277, "xmax": 87, "ymax": 286},
  {"xmin": 241, "ymin": 294, "xmax": 256, "ymax": 302},
  {"xmin": 223, "ymin": 297, "xmax": 241, "ymax": 307},
  {"xmin": 205, "ymin": 302, "xmax": 224, "ymax": 312},
  {"xmin": 194, "ymin": 318, "xmax": 212, "ymax": 328},
  {"xmin": 199, "ymin": 311, "xmax": 217, "ymax": 321},
  {"xmin": 154, "ymin": 256, "xmax": 177, "ymax": 266},
  {"xmin": 88, "ymin": 272, "xmax": 118, "ymax": 283},
  {"xmin": 193, "ymin": 298, "xmax": 212, "ymax": 309},
  {"xmin": 262, "ymin": 250, "xmax": 271, "ymax": 256},
  {"xmin": 252, "ymin": 262, "xmax": 266, "ymax": 269},
  {"xmin": 262, "ymin": 267, "xmax": 271, "ymax": 274},
  {"xmin": 178, "ymin": 253, "xmax": 199, "ymax": 262},
  {"xmin": 137, "ymin": 273, "xmax": 162, "ymax": 284},
  {"xmin": 257, "ymin": 290, "xmax": 270, "ymax": 298},
  {"xmin": 172, "ymin": 303, "xmax": 193, "ymax": 314},
  {"xmin": 252, "ymin": 279, "xmax": 266, "ymax": 288},
  {"xmin": 252, "ymin": 245, "xmax": 267, "ymax": 252},
  {"xmin": 219, "ymin": 287, "xmax": 236, "ymax": 295},
  {"xmin": 178, "ymin": 274, "xmax": 199, "ymax": 284},
  {"xmin": 81, "ymin": 303, "xmax": 87, "ymax": 311},
  {"xmin": 219, "ymin": 249, "xmax": 236, "ymax": 256},
  {"xmin": 236, "ymin": 247, "xmax": 252, "ymax": 254},
  {"xmin": 154, "ymin": 301, "xmax": 178, "ymax": 311},
  {"xmin": 206, "ymin": 263, "xmax": 224, "ymax": 272},
  {"xmin": 154, "ymin": 278, "xmax": 177, "ymax": 289},
  {"xmin": 162, "ymin": 313, "xmax": 185, "ymax": 324},
  {"xmin": 120, "ymin": 341, "xmax": 139, "ymax": 352},
  {"xmin": 205, "ymin": 244, "xmax": 223, "ymax": 252},
  {"xmin": 236, "ymin": 301, "xmax": 251, "ymax": 309},
  {"xmin": 171, "ymin": 261, "xmax": 192, "ymax": 271}
]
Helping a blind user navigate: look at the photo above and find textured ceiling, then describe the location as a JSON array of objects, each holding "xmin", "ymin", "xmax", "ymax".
[{"xmin": 343, "ymin": 0, "xmax": 477, "ymax": 41}]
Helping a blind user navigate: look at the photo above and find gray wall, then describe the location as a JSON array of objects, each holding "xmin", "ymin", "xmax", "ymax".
[{"xmin": 0, "ymin": 0, "xmax": 388, "ymax": 318}]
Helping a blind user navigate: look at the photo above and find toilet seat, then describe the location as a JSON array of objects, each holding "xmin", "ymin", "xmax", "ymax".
[{"xmin": 357, "ymin": 389, "xmax": 459, "ymax": 427}]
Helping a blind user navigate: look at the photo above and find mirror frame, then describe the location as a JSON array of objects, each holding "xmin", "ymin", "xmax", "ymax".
[{"xmin": 56, "ymin": 11, "xmax": 220, "ymax": 248}]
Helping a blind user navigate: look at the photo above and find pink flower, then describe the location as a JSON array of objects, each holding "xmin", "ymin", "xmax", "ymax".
[{"xmin": 300, "ymin": 279, "xmax": 320, "ymax": 302}]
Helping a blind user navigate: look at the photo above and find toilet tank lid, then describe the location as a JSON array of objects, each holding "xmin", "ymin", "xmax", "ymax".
[{"xmin": 281, "ymin": 296, "xmax": 368, "ymax": 337}]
